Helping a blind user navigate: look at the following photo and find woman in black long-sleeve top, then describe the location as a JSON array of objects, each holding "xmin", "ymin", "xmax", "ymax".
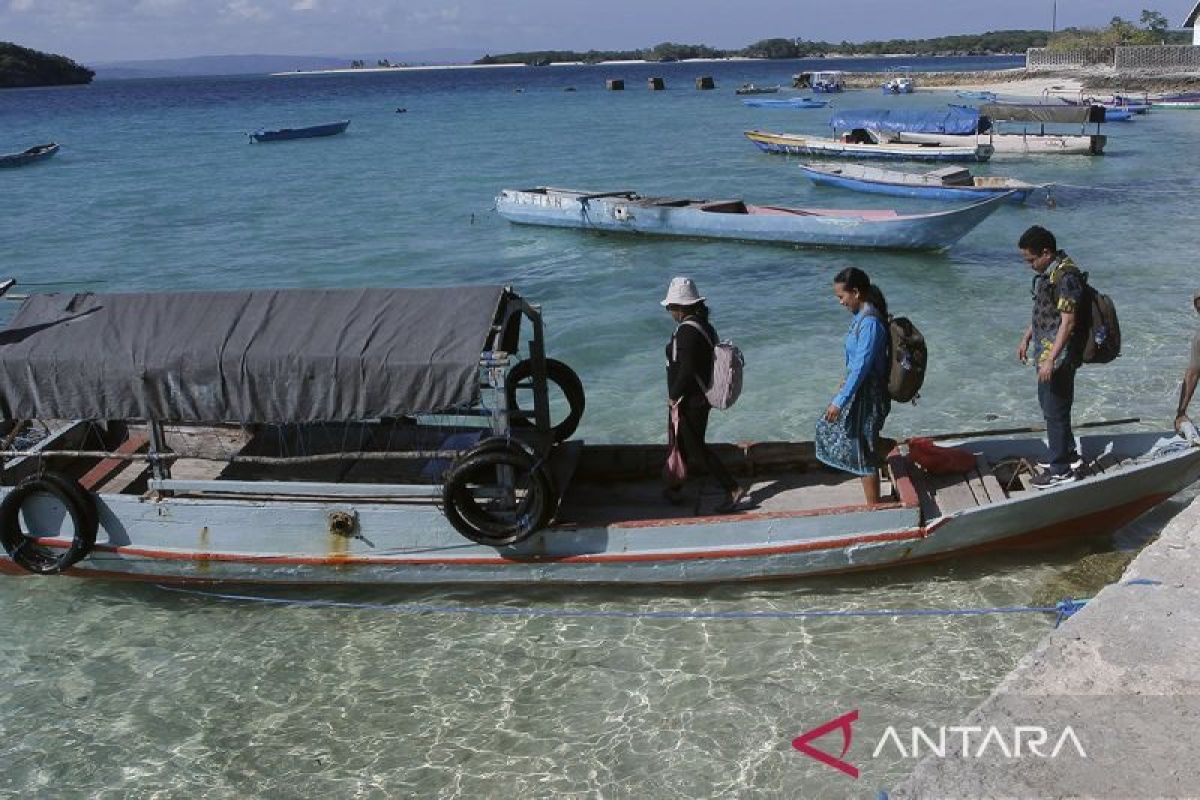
[{"xmin": 661, "ymin": 276, "xmax": 746, "ymax": 513}]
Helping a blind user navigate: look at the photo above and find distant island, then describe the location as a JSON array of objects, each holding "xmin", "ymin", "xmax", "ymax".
[
  {"xmin": 475, "ymin": 21, "xmax": 1189, "ymax": 66},
  {"xmin": 1, "ymin": 42, "xmax": 94, "ymax": 88}
]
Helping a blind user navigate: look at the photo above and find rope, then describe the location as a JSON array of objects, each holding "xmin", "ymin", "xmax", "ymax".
[
  {"xmin": 1050, "ymin": 182, "xmax": 1200, "ymax": 196},
  {"xmin": 154, "ymin": 583, "xmax": 1090, "ymax": 624}
]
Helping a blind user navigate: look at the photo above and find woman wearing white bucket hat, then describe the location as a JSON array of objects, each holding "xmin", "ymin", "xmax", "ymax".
[{"xmin": 661, "ymin": 277, "xmax": 746, "ymax": 513}]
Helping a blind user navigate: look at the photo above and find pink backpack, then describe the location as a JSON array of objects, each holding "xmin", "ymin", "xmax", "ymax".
[{"xmin": 677, "ymin": 320, "xmax": 744, "ymax": 410}]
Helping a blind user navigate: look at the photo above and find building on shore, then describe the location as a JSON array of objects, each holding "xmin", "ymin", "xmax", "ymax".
[{"xmin": 1186, "ymin": 2, "xmax": 1200, "ymax": 45}]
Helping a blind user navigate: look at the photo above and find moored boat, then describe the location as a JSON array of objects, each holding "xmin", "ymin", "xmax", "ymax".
[
  {"xmin": 249, "ymin": 119, "xmax": 350, "ymax": 143},
  {"xmin": 0, "ymin": 142, "xmax": 59, "ymax": 168},
  {"xmin": 0, "ymin": 283, "xmax": 1194, "ymax": 585},
  {"xmin": 741, "ymin": 97, "xmax": 828, "ymax": 109},
  {"xmin": 799, "ymin": 162, "xmax": 1043, "ymax": 203},
  {"xmin": 897, "ymin": 103, "xmax": 1108, "ymax": 155},
  {"xmin": 735, "ymin": 83, "xmax": 781, "ymax": 95},
  {"xmin": 1152, "ymin": 92, "xmax": 1200, "ymax": 109},
  {"xmin": 496, "ymin": 186, "xmax": 1008, "ymax": 249},
  {"xmin": 745, "ymin": 129, "xmax": 993, "ymax": 162}
]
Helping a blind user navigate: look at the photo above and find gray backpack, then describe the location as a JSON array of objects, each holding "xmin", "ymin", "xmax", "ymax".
[{"xmin": 679, "ymin": 320, "xmax": 744, "ymax": 410}]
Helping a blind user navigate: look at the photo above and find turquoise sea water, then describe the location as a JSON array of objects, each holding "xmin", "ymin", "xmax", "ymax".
[{"xmin": 2, "ymin": 57, "xmax": 1199, "ymax": 796}]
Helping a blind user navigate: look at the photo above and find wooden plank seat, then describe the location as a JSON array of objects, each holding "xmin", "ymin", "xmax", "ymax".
[{"xmin": 904, "ymin": 451, "xmax": 1009, "ymax": 520}]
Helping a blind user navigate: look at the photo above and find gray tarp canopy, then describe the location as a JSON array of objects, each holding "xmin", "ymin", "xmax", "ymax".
[
  {"xmin": 978, "ymin": 103, "xmax": 1105, "ymax": 124},
  {"xmin": 0, "ymin": 286, "xmax": 510, "ymax": 423}
]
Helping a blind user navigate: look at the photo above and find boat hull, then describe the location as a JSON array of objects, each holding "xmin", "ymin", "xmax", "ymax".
[
  {"xmin": 4, "ymin": 433, "xmax": 1195, "ymax": 585},
  {"xmin": 250, "ymin": 120, "xmax": 350, "ymax": 143},
  {"xmin": 800, "ymin": 165, "xmax": 1035, "ymax": 203},
  {"xmin": 745, "ymin": 130, "xmax": 992, "ymax": 162},
  {"xmin": 0, "ymin": 143, "xmax": 59, "ymax": 168},
  {"xmin": 495, "ymin": 188, "xmax": 1007, "ymax": 250},
  {"xmin": 896, "ymin": 131, "xmax": 1105, "ymax": 155}
]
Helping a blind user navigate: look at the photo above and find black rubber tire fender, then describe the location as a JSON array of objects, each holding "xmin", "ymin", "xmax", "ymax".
[
  {"xmin": 504, "ymin": 358, "xmax": 585, "ymax": 443},
  {"xmin": 442, "ymin": 441, "xmax": 554, "ymax": 547},
  {"xmin": 0, "ymin": 472, "xmax": 98, "ymax": 574}
]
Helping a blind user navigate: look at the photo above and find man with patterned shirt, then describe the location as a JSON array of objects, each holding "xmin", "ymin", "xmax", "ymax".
[{"xmin": 1016, "ymin": 226, "xmax": 1085, "ymax": 489}]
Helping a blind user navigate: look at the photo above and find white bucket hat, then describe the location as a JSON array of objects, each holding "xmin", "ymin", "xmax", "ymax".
[{"xmin": 660, "ymin": 276, "xmax": 705, "ymax": 307}]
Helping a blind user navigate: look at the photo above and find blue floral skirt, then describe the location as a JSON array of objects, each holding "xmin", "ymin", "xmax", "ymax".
[{"xmin": 815, "ymin": 375, "xmax": 891, "ymax": 476}]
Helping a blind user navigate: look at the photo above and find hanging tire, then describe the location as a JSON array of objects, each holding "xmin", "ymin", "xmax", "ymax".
[
  {"xmin": 442, "ymin": 440, "xmax": 554, "ymax": 547},
  {"xmin": 0, "ymin": 473, "xmax": 98, "ymax": 574},
  {"xmin": 505, "ymin": 358, "xmax": 585, "ymax": 443}
]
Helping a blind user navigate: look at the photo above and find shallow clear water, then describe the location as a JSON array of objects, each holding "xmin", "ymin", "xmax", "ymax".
[{"xmin": 2, "ymin": 57, "xmax": 1198, "ymax": 796}]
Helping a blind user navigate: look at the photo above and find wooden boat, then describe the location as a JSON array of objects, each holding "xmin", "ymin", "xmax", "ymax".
[
  {"xmin": 745, "ymin": 129, "xmax": 993, "ymax": 162},
  {"xmin": 742, "ymin": 97, "xmax": 828, "ymax": 109},
  {"xmin": 896, "ymin": 103, "xmax": 1107, "ymax": 155},
  {"xmin": 496, "ymin": 187, "xmax": 1009, "ymax": 250},
  {"xmin": 248, "ymin": 120, "xmax": 350, "ymax": 143},
  {"xmin": 799, "ymin": 163, "xmax": 1042, "ymax": 203},
  {"xmin": 735, "ymin": 83, "xmax": 780, "ymax": 95},
  {"xmin": 956, "ymin": 90, "xmax": 998, "ymax": 102},
  {"xmin": 1152, "ymin": 93, "xmax": 1200, "ymax": 110},
  {"xmin": 0, "ymin": 143, "xmax": 59, "ymax": 168},
  {"xmin": 811, "ymin": 71, "xmax": 845, "ymax": 93},
  {"xmin": 0, "ymin": 283, "xmax": 1195, "ymax": 586},
  {"xmin": 882, "ymin": 68, "xmax": 915, "ymax": 94}
]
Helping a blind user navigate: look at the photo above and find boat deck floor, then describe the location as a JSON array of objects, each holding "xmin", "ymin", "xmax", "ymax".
[{"xmin": 556, "ymin": 467, "xmax": 895, "ymax": 526}]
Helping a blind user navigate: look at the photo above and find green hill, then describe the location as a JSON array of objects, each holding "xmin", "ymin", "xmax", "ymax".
[{"xmin": 1, "ymin": 42, "xmax": 94, "ymax": 88}]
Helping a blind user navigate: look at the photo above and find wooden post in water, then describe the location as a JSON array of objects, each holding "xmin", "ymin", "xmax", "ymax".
[
  {"xmin": 695, "ymin": 76, "xmax": 715, "ymax": 90},
  {"xmin": 647, "ymin": 77, "xmax": 665, "ymax": 90},
  {"xmin": 606, "ymin": 79, "xmax": 625, "ymax": 91}
]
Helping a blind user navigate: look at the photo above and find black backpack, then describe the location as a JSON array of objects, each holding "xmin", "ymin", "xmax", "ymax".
[
  {"xmin": 1080, "ymin": 280, "xmax": 1121, "ymax": 364},
  {"xmin": 1055, "ymin": 265, "xmax": 1121, "ymax": 364},
  {"xmin": 887, "ymin": 316, "xmax": 926, "ymax": 402},
  {"xmin": 864, "ymin": 309, "xmax": 927, "ymax": 403}
]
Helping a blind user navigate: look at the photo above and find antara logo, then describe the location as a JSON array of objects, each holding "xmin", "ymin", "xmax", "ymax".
[
  {"xmin": 792, "ymin": 711, "xmax": 1087, "ymax": 779},
  {"xmin": 792, "ymin": 710, "xmax": 860, "ymax": 779}
]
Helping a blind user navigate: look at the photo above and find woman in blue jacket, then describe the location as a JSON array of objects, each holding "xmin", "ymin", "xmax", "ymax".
[{"xmin": 816, "ymin": 267, "xmax": 892, "ymax": 505}]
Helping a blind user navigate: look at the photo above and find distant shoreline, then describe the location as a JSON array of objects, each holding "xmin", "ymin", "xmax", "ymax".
[{"xmin": 270, "ymin": 54, "xmax": 1021, "ymax": 77}]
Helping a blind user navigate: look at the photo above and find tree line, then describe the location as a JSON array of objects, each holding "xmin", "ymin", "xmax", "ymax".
[
  {"xmin": 0, "ymin": 42, "xmax": 93, "ymax": 88},
  {"xmin": 475, "ymin": 12, "xmax": 1189, "ymax": 66}
]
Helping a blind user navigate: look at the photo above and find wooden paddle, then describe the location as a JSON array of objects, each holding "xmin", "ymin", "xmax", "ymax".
[{"xmin": 923, "ymin": 417, "xmax": 1141, "ymax": 442}]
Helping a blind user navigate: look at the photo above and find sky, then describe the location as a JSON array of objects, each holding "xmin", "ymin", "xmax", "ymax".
[{"xmin": 3, "ymin": 0, "xmax": 1196, "ymax": 64}]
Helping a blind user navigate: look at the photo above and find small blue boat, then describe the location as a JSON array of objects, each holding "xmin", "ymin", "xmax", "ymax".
[
  {"xmin": 799, "ymin": 162, "xmax": 1041, "ymax": 203},
  {"xmin": 956, "ymin": 90, "xmax": 998, "ymax": 102},
  {"xmin": 741, "ymin": 97, "xmax": 829, "ymax": 109},
  {"xmin": 249, "ymin": 120, "xmax": 350, "ymax": 143},
  {"xmin": 496, "ymin": 187, "xmax": 1010, "ymax": 250},
  {"xmin": 0, "ymin": 142, "xmax": 59, "ymax": 168}
]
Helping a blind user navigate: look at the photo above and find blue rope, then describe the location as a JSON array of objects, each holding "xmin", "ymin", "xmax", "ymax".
[{"xmin": 154, "ymin": 584, "xmax": 1079, "ymax": 622}]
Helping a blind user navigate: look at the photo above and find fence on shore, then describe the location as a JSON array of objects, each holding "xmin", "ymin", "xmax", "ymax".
[{"xmin": 1027, "ymin": 45, "xmax": 1200, "ymax": 73}]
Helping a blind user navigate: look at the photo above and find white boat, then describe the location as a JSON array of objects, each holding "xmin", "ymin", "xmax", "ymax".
[{"xmin": 746, "ymin": 129, "xmax": 993, "ymax": 162}]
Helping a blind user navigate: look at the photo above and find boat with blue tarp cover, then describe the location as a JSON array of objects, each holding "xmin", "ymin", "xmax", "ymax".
[
  {"xmin": 496, "ymin": 186, "xmax": 1007, "ymax": 249},
  {"xmin": 0, "ymin": 281, "xmax": 1197, "ymax": 585},
  {"xmin": 895, "ymin": 103, "xmax": 1108, "ymax": 155},
  {"xmin": 829, "ymin": 106, "xmax": 988, "ymax": 135},
  {"xmin": 249, "ymin": 119, "xmax": 350, "ymax": 143},
  {"xmin": 799, "ymin": 162, "xmax": 1042, "ymax": 202}
]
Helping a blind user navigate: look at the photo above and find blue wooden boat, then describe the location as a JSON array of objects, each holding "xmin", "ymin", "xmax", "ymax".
[
  {"xmin": 0, "ymin": 143, "xmax": 59, "ymax": 168},
  {"xmin": 249, "ymin": 120, "xmax": 350, "ymax": 143},
  {"xmin": 496, "ymin": 187, "xmax": 1009, "ymax": 250},
  {"xmin": 745, "ymin": 129, "xmax": 993, "ymax": 162},
  {"xmin": 741, "ymin": 97, "xmax": 829, "ymax": 109},
  {"xmin": 799, "ymin": 163, "xmax": 1042, "ymax": 203}
]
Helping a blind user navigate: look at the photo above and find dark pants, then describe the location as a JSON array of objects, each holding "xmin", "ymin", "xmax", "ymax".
[
  {"xmin": 675, "ymin": 401, "xmax": 738, "ymax": 494},
  {"xmin": 1038, "ymin": 364, "xmax": 1078, "ymax": 474}
]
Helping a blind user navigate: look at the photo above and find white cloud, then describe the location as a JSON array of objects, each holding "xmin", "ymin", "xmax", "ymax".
[
  {"xmin": 222, "ymin": 0, "xmax": 270, "ymax": 21},
  {"xmin": 290, "ymin": 0, "xmax": 315, "ymax": 9},
  {"xmin": 9, "ymin": 0, "xmax": 35, "ymax": 11}
]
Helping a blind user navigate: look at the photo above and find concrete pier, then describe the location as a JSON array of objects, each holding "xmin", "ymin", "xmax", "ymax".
[{"xmin": 891, "ymin": 495, "xmax": 1200, "ymax": 798}]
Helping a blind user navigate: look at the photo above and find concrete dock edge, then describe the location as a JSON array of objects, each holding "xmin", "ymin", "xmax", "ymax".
[{"xmin": 890, "ymin": 495, "xmax": 1200, "ymax": 798}]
